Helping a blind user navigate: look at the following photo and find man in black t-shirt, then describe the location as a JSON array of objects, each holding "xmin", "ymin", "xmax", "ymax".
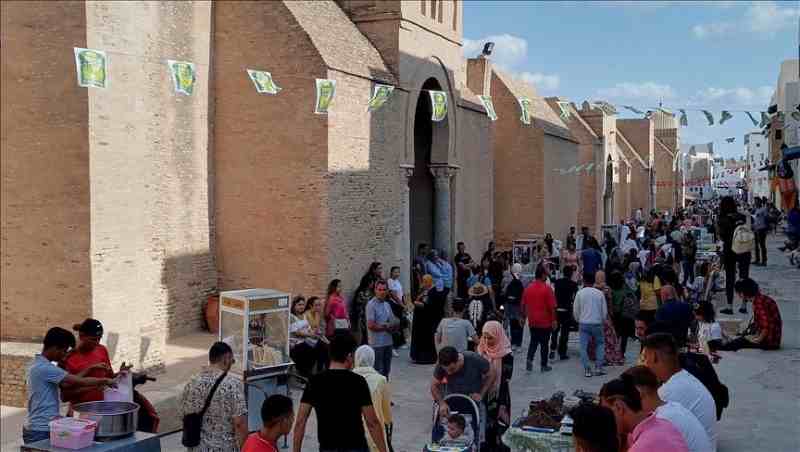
[
  {"xmin": 293, "ymin": 332, "xmax": 388, "ymax": 452},
  {"xmin": 454, "ymin": 241, "xmax": 473, "ymax": 300},
  {"xmin": 550, "ymin": 265, "xmax": 578, "ymax": 360}
]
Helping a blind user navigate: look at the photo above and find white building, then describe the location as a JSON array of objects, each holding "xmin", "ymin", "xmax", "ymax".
[
  {"xmin": 713, "ymin": 157, "xmax": 745, "ymax": 198},
  {"xmin": 766, "ymin": 59, "xmax": 799, "ymax": 208},
  {"xmin": 745, "ymin": 132, "xmax": 770, "ymax": 202},
  {"xmin": 682, "ymin": 143, "xmax": 714, "ymax": 201}
]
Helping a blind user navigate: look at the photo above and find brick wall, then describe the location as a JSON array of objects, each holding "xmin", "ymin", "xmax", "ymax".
[
  {"xmin": 617, "ymin": 119, "xmax": 655, "ymax": 211},
  {"xmin": 1, "ymin": 1, "xmax": 92, "ymax": 340},
  {"xmin": 85, "ymin": 1, "xmax": 215, "ymax": 369},
  {"xmin": 655, "ymin": 140, "xmax": 675, "ymax": 211},
  {"xmin": 543, "ymin": 135, "xmax": 579, "ymax": 238},
  {"xmin": 0, "ymin": 354, "xmax": 30, "ymax": 407}
]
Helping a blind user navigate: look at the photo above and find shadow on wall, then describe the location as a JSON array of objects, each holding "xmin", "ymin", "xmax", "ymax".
[{"xmin": 160, "ymin": 251, "xmax": 217, "ymax": 342}]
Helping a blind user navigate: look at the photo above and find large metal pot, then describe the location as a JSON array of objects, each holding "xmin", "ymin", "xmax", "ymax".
[{"xmin": 73, "ymin": 401, "xmax": 140, "ymax": 439}]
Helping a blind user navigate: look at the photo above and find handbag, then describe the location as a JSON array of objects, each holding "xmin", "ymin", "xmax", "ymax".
[{"xmin": 182, "ymin": 371, "xmax": 227, "ymax": 447}]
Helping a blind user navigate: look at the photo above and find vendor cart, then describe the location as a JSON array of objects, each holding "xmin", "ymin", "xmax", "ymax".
[{"xmin": 218, "ymin": 289, "xmax": 293, "ymax": 432}]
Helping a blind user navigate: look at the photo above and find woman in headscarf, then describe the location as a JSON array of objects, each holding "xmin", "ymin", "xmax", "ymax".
[
  {"xmin": 352, "ymin": 262, "xmax": 383, "ymax": 344},
  {"xmin": 478, "ymin": 321, "xmax": 513, "ymax": 451},
  {"xmin": 353, "ymin": 345, "xmax": 393, "ymax": 452},
  {"xmin": 410, "ymin": 274, "xmax": 438, "ymax": 364},
  {"xmin": 503, "ymin": 263, "xmax": 525, "ymax": 349}
]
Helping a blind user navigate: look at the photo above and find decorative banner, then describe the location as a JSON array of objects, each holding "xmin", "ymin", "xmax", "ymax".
[
  {"xmin": 74, "ymin": 48, "xmax": 107, "ymax": 88},
  {"xmin": 593, "ymin": 101, "xmax": 617, "ymax": 115},
  {"xmin": 760, "ymin": 112, "xmax": 769, "ymax": 128},
  {"xmin": 167, "ymin": 60, "xmax": 196, "ymax": 96},
  {"xmin": 702, "ymin": 110, "xmax": 714, "ymax": 126},
  {"xmin": 746, "ymin": 112, "xmax": 760, "ymax": 127},
  {"xmin": 315, "ymin": 78, "xmax": 337, "ymax": 114},
  {"xmin": 479, "ymin": 95, "xmax": 498, "ymax": 121},
  {"xmin": 429, "ymin": 90, "xmax": 447, "ymax": 122},
  {"xmin": 623, "ymin": 105, "xmax": 644, "ymax": 115},
  {"xmin": 556, "ymin": 101, "xmax": 571, "ymax": 120},
  {"xmin": 584, "ymin": 162, "xmax": 595, "ymax": 172},
  {"xmin": 366, "ymin": 83, "xmax": 394, "ymax": 112},
  {"xmin": 247, "ymin": 70, "xmax": 281, "ymax": 94},
  {"xmin": 517, "ymin": 97, "xmax": 532, "ymax": 125},
  {"xmin": 720, "ymin": 110, "xmax": 733, "ymax": 125},
  {"xmin": 679, "ymin": 109, "xmax": 688, "ymax": 127},
  {"xmin": 725, "ymin": 137, "xmax": 735, "ymax": 143},
  {"xmin": 657, "ymin": 107, "xmax": 672, "ymax": 115}
]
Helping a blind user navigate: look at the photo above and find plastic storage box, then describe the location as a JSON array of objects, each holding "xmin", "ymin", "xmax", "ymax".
[{"xmin": 49, "ymin": 418, "xmax": 97, "ymax": 449}]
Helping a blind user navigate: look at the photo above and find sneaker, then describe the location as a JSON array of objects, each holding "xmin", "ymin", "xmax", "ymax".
[
  {"xmin": 593, "ymin": 367, "xmax": 607, "ymax": 376},
  {"xmin": 526, "ymin": 361, "xmax": 533, "ymax": 372},
  {"xmin": 739, "ymin": 306, "xmax": 748, "ymax": 314},
  {"xmin": 541, "ymin": 366, "xmax": 553, "ymax": 373},
  {"xmin": 584, "ymin": 369, "xmax": 593, "ymax": 378},
  {"xmin": 560, "ymin": 355, "xmax": 570, "ymax": 361},
  {"xmin": 392, "ymin": 349, "xmax": 400, "ymax": 357},
  {"xmin": 719, "ymin": 308, "xmax": 734, "ymax": 315},
  {"xmin": 549, "ymin": 351, "xmax": 556, "ymax": 360}
]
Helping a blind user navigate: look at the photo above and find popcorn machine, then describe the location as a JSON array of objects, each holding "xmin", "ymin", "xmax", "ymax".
[{"xmin": 219, "ymin": 289, "xmax": 293, "ymax": 431}]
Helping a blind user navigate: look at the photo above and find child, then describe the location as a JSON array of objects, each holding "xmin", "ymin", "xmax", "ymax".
[
  {"xmin": 694, "ymin": 302, "xmax": 723, "ymax": 363},
  {"xmin": 435, "ymin": 299, "xmax": 478, "ymax": 353},
  {"xmin": 688, "ymin": 261, "xmax": 710, "ymax": 303},
  {"xmin": 440, "ymin": 413, "xmax": 473, "ymax": 448},
  {"xmin": 242, "ymin": 395, "xmax": 294, "ymax": 452}
]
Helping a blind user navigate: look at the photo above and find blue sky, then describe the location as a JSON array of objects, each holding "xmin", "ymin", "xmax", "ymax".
[{"xmin": 462, "ymin": 1, "xmax": 799, "ymax": 158}]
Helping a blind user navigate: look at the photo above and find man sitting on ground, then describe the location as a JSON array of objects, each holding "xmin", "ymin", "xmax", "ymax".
[
  {"xmin": 623, "ymin": 366, "xmax": 714, "ymax": 452},
  {"xmin": 718, "ymin": 278, "xmax": 782, "ymax": 351},
  {"xmin": 642, "ymin": 333, "xmax": 718, "ymax": 449}
]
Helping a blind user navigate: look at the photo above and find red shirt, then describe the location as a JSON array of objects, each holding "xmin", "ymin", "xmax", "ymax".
[
  {"xmin": 522, "ymin": 280, "xmax": 556, "ymax": 328},
  {"xmin": 242, "ymin": 433, "xmax": 278, "ymax": 452},
  {"xmin": 62, "ymin": 344, "xmax": 112, "ymax": 403},
  {"xmin": 752, "ymin": 293, "xmax": 782, "ymax": 349},
  {"xmin": 325, "ymin": 294, "xmax": 348, "ymax": 337}
]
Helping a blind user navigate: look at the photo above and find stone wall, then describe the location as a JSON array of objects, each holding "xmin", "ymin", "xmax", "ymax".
[
  {"xmin": 85, "ymin": 1, "xmax": 215, "ymax": 368},
  {"xmin": 0, "ymin": 342, "xmax": 37, "ymax": 407},
  {"xmin": 1, "ymin": 1, "xmax": 92, "ymax": 340}
]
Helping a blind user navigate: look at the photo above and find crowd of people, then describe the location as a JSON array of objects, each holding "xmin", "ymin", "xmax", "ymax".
[{"xmin": 21, "ymin": 195, "xmax": 791, "ymax": 452}]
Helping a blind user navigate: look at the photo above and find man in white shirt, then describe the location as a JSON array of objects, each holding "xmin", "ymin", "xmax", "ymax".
[
  {"xmin": 572, "ymin": 271, "xmax": 607, "ymax": 378},
  {"xmin": 387, "ymin": 266, "xmax": 406, "ymax": 356},
  {"xmin": 624, "ymin": 366, "xmax": 714, "ymax": 452},
  {"xmin": 642, "ymin": 333, "xmax": 718, "ymax": 450}
]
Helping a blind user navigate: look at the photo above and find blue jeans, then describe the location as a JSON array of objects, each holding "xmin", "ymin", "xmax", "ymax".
[
  {"xmin": 372, "ymin": 345, "xmax": 392, "ymax": 378},
  {"xmin": 22, "ymin": 427, "xmax": 50, "ymax": 444},
  {"xmin": 579, "ymin": 323, "xmax": 604, "ymax": 370}
]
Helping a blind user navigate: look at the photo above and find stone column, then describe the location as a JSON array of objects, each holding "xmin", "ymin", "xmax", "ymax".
[
  {"xmin": 430, "ymin": 164, "xmax": 458, "ymax": 259},
  {"xmin": 399, "ymin": 164, "xmax": 415, "ymax": 292}
]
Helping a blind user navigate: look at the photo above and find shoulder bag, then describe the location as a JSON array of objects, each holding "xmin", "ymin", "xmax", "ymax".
[{"xmin": 182, "ymin": 371, "xmax": 227, "ymax": 447}]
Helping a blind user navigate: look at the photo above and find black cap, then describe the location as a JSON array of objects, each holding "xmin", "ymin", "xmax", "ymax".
[{"xmin": 74, "ymin": 318, "xmax": 103, "ymax": 337}]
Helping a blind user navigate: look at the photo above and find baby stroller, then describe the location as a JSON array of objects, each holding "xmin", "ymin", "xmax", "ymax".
[{"xmin": 426, "ymin": 394, "xmax": 481, "ymax": 452}]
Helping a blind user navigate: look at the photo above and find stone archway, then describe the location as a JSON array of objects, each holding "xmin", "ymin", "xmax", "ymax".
[
  {"xmin": 604, "ymin": 155, "xmax": 614, "ymax": 224},
  {"xmin": 409, "ymin": 78, "xmax": 451, "ymax": 261}
]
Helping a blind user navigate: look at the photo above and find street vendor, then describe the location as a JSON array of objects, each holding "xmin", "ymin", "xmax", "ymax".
[
  {"xmin": 60, "ymin": 319, "xmax": 132, "ymax": 406},
  {"xmin": 24, "ymin": 327, "xmax": 114, "ymax": 444}
]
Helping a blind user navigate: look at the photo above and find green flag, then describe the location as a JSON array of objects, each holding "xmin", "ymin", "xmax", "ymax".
[
  {"xmin": 725, "ymin": 137, "xmax": 735, "ymax": 143},
  {"xmin": 679, "ymin": 109, "xmax": 688, "ymax": 127},
  {"xmin": 73, "ymin": 48, "xmax": 107, "ymax": 89},
  {"xmin": 517, "ymin": 97, "xmax": 532, "ymax": 125},
  {"xmin": 702, "ymin": 110, "xmax": 714, "ymax": 126},
  {"xmin": 168, "ymin": 60, "xmax": 196, "ymax": 96},
  {"xmin": 720, "ymin": 110, "xmax": 733, "ymax": 125},
  {"xmin": 745, "ymin": 112, "xmax": 759, "ymax": 127},
  {"xmin": 366, "ymin": 84, "xmax": 394, "ymax": 112},
  {"xmin": 429, "ymin": 90, "xmax": 448, "ymax": 122},
  {"xmin": 760, "ymin": 112, "xmax": 769, "ymax": 128},
  {"xmin": 623, "ymin": 105, "xmax": 644, "ymax": 115},
  {"xmin": 247, "ymin": 70, "xmax": 281, "ymax": 94},
  {"xmin": 315, "ymin": 79, "xmax": 337, "ymax": 114},
  {"xmin": 479, "ymin": 95, "xmax": 498, "ymax": 121}
]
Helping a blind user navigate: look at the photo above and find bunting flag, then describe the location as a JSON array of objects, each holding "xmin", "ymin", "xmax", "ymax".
[
  {"xmin": 517, "ymin": 97, "xmax": 532, "ymax": 125},
  {"xmin": 719, "ymin": 110, "xmax": 733, "ymax": 125},
  {"xmin": 679, "ymin": 109, "xmax": 688, "ymax": 127},
  {"xmin": 315, "ymin": 79, "xmax": 337, "ymax": 114},
  {"xmin": 247, "ymin": 70, "xmax": 281, "ymax": 94},
  {"xmin": 746, "ymin": 112, "xmax": 759, "ymax": 127},
  {"xmin": 479, "ymin": 95, "xmax": 498, "ymax": 121},
  {"xmin": 791, "ymin": 111, "xmax": 800, "ymax": 121},
  {"xmin": 760, "ymin": 112, "xmax": 769, "ymax": 128},
  {"xmin": 584, "ymin": 162, "xmax": 595, "ymax": 172},
  {"xmin": 592, "ymin": 101, "xmax": 617, "ymax": 115},
  {"xmin": 74, "ymin": 48, "xmax": 107, "ymax": 88},
  {"xmin": 429, "ymin": 90, "xmax": 448, "ymax": 122},
  {"xmin": 167, "ymin": 60, "xmax": 196, "ymax": 96},
  {"xmin": 702, "ymin": 110, "xmax": 714, "ymax": 126},
  {"xmin": 725, "ymin": 137, "xmax": 735, "ymax": 143},
  {"xmin": 556, "ymin": 101, "xmax": 571, "ymax": 120},
  {"xmin": 366, "ymin": 84, "xmax": 394, "ymax": 112},
  {"xmin": 644, "ymin": 110, "xmax": 654, "ymax": 120},
  {"xmin": 657, "ymin": 107, "xmax": 672, "ymax": 115},
  {"xmin": 623, "ymin": 105, "xmax": 644, "ymax": 115}
]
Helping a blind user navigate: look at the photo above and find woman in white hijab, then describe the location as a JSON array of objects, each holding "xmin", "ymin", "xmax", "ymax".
[{"xmin": 353, "ymin": 345, "xmax": 393, "ymax": 452}]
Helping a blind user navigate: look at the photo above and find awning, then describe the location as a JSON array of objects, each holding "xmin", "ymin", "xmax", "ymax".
[{"xmin": 783, "ymin": 145, "xmax": 800, "ymax": 161}]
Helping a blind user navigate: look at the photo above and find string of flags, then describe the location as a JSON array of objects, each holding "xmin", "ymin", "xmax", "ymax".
[{"xmin": 71, "ymin": 47, "xmax": 791, "ymax": 128}]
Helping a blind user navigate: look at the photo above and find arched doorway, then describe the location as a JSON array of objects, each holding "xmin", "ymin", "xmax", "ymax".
[
  {"xmin": 410, "ymin": 77, "xmax": 450, "ymax": 261},
  {"xmin": 603, "ymin": 155, "xmax": 614, "ymax": 224}
]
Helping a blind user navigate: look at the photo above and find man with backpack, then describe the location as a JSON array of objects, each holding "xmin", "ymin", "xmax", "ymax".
[{"xmin": 716, "ymin": 196, "xmax": 752, "ymax": 315}]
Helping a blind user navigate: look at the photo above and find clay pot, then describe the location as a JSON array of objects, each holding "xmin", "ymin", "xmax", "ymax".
[{"xmin": 205, "ymin": 295, "xmax": 219, "ymax": 334}]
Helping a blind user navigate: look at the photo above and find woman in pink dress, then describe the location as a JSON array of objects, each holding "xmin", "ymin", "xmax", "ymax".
[
  {"xmin": 561, "ymin": 242, "xmax": 580, "ymax": 282},
  {"xmin": 324, "ymin": 279, "xmax": 349, "ymax": 339},
  {"xmin": 588, "ymin": 271, "xmax": 625, "ymax": 366}
]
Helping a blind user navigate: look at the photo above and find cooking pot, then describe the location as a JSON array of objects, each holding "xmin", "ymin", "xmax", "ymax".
[{"xmin": 73, "ymin": 401, "xmax": 140, "ymax": 439}]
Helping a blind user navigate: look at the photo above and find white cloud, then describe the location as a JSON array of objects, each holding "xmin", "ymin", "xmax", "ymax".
[
  {"xmin": 692, "ymin": 1, "xmax": 799, "ymax": 39},
  {"xmin": 596, "ymin": 82, "xmax": 677, "ymax": 101},
  {"xmin": 463, "ymin": 34, "xmax": 561, "ymax": 94},
  {"xmin": 693, "ymin": 86, "xmax": 774, "ymax": 108}
]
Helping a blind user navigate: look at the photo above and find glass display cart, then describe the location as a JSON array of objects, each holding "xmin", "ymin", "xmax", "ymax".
[{"xmin": 219, "ymin": 288, "xmax": 292, "ymax": 431}]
